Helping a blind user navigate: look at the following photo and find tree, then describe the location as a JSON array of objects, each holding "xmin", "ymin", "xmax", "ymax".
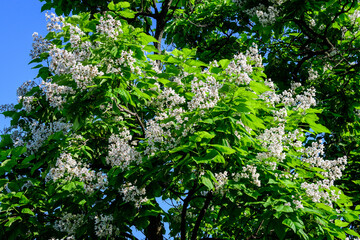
[{"xmin": 0, "ymin": 1, "xmax": 359, "ymax": 240}]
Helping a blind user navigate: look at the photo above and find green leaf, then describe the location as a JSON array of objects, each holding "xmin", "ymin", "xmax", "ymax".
[
  {"xmin": 114, "ymin": 88, "xmax": 134, "ymax": 106},
  {"xmin": 210, "ymin": 144, "xmax": 236, "ymax": 155},
  {"xmin": 274, "ymin": 221, "xmax": 286, "ymax": 240},
  {"xmin": 147, "ymin": 54, "xmax": 166, "ymax": 61},
  {"xmin": 282, "ymin": 218, "xmax": 296, "ymax": 233},
  {"xmin": 334, "ymin": 219, "xmax": 349, "ymax": 227},
  {"xmin": 307, "ymin": 121, "xmax": 331, "ymax": 134},
  {"xmin": 343, "ymin": 212, "xmax": 359, "ymax": 222},
  {"xmin": 118, "ymin": 10, "xmax": 136, "ymax": 18},
  {"xmin": 274, "ymin": 204, "xmax": 293, "ymax": 213},
  {"xmin": 21, "ymin": 208, "xmax": 35, "ymax": 216},
  {"xmin": 201, "ymin": 175, "xmax": 214, "ymax": 190},
  {"xmin": 186, "ymin": 59, "xmax": 207, "ymax": 67},
  {"xmin": 249, "ymin": 81, "xmax": 271, "ymax": 94},
  {"xmin": 5, "ymin": 217, "xmax": 22, "ymax": 227},
  {"xmin": 189, "ymin": 131, "xmax": 215, "ymax": 143},
  {"xmin": 108, "ymin": 1, "xmax": 130, "ymax": 10},
  {"xmin": 241, "ymin": 113, "xmax": 265, "ymax": 130},
  {"xmin": 315, "ymin": 203, "xmax": 333, "ymax": 212},
  {"xmin": 143, "ymin": 44, "xmax": 159, "ymax": 53},
  {"xmin": 0, "ymin": 158, "xmax": 17, "ymax": 175},
  {"xmin": 117, "ymin": 2, "xmax": 131, "ymax": 8},
  {"xmin": 108, "ymin": 2, "xmax": 116, "ymax": 10},
  {"xmin": 193, "ymin": 149, "xmax": 225, "ymax": 164},
  {"xmin": 219, "ymin": 59, "xmax": 231, "ymax": 68},
  {"xmin": 169, "ymin": 145, "xmax": 192, "ymax": 153},
  {"xmin": 137, "ymin": 33, "xmax": 159, "ymax": 45},
  {"xmin": 345, "ymin": 228, "xmax": 360, "ymax": 238},
  {"xmin": 0, "ymin": 178, "xmax": 9, "ymax": 187}
]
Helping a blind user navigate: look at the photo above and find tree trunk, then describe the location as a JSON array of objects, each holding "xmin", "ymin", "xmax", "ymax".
[{"xmin": 145, "ymin": 215, "xmax": 163, "ymax": 240}]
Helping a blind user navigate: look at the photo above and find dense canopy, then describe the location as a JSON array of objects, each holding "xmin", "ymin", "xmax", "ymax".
[{"xmin": 0, "ymin": 0, "xmax": 359, "ymax": 239}]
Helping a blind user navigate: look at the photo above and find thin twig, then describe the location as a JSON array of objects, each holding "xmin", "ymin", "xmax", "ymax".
[{"xmin": 113, "ymin": 99, "xmax": 146, "ymax": 135}]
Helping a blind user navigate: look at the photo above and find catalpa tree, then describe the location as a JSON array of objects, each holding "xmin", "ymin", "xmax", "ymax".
[{"xmin": 0, "ymin": 1, "xmax": 359, "ymax": 240}]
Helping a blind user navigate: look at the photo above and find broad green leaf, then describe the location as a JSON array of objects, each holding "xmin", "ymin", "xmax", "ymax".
[
  {"xmin": 0, "ymin": 178, "xmax": 9, "ymax": 186},
  {"xmin": 307, "ymin": 121, "xmax": 331, "ymax": 134},
  {"xmin": 249, "ymin": 81, "xmax": 271, "ymax": 94},
  {"xmin": 0, "ymin": 158, "xmax": 17, "ymax": 175},
  {"xmin": 21, "ymin": 208, "xmax": 35, "ymax": 216},
  {"xmin": 210, "ymin": 144, "xmax": 236, "ymax": 155},
  {"xmin": 118, "ymin": 10, "xmax": 136, "ymax": 18},
  {"xmin": 201, "ymin": 175, "xmax": 214, "ymax": 190},
  {"xmin": 108, "ymin": 2, "xmax": 116, "ymax": 10},
  {"xmin": 143, "ymin": 44, "xmax": 159, "ymax": 53},
  {"xmin": 169, "ymin": 145, "xmax": 192, "ymax": 153},
  {"xmin": 138, "ymin": 33, "xmax": 158, "ymax": 45},
  {"xmin": 334, "ymin": 219, "xmax": 349, "ymax": 227},
  {"xmin": 241, "ymin": 113, "xmax": 265, "ymax": 130},
  {"xmin": 186, "ymin": 59, "xmax": 207, "ymax": 67},
  {"xmin": 275, "ymin": 204, "xmax": 293, "ymax": 213},
  {"xmin": 193, "ymin": 149, "xmax": 225, "ymax": 164},
  {"xmin": 219, "ymin": 59, "xmax": 231, "ymax": 68},
  {"xmin": 5, "ymin": 216, "xmax": 22, "ymax": 227},
  {"xmin": 345, "ymin": 228, "xmax": 360, "ymax": 238},
  {"xmin": 282, "ymin": 218, "xmax": 296, "ymax": 233},
  {"xmin": 116, "ymin": 2, "xmax": 131, "ymax": 8},
  {"xmin": 189, "ymin": 131, "xmax": 215, "ymax": 143},
  {"xmin": 147, "ymin": 54, "xmax": 167, "ymax": 61}
]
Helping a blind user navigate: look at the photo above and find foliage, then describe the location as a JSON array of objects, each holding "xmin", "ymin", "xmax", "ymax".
[{"xmin": 0, "ymin": 0, "xmax": 360, "ymax": 239}]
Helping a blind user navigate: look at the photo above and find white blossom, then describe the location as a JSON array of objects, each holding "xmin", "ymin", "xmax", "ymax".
[
  {"xmin": 96, "ymin": 14, "xmax": 123, "ymax": 39},
  {"xmin": 53, "ymin": 213, "xmax": 85, "ymax": 235},
  {"xmin": 119, "ymin": 182, "xmax": 148, "ymax": 208},
  {"xmin": 46, "ymin": 152, "xmax": 107, "ymax": 194},
  {"xmin": 106, "ymin": 129, "xmax": 142, "ymax": 171},
  {"xmin": 40, "ymin": 80, "xmax": 75, "ymax": 109},
  {"xmin": 94, "ymin": 214, "xmax": 120, "ymax": 238},
  {"xmin": 30, "ymin": 32, "xmax": 50, "ymax": 59}
]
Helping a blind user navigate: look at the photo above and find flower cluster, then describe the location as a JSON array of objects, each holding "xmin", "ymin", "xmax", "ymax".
[
  {"xmin": 45, "ymin": 12, "xmax": 64, "ymax": 32},
  {"xmin": 260, "ymin": 82, "xmax": 316, "ymax": 111},
  {"xmin": 17, "ymin": 80, "xmax": 37, "ymax": 99},
  {"xmin": 46, "ymin": 152, "xmax": 107, "ymax": 194},
  {"xmin": 299, "ymin": 141, "xmax": 347, "ymax": 205},
  {"xmin": 119, "ymin": 182, "xmax": 148, "ymax": 208},
  {"xmin": 106, "ymin": 50, "xmax": 141, "ymax": 75},
  {"xmin": 245, "ymin": 4, "xmax": 279, "ymax": 26},
  {"xmin": 106, "ymin": 129, "xmax": 142, "ymax": 171},
  {"xmin": 66, "ymin": 24, "xmax": 85, "ymax": 48},
  {"xmin": 151, "ymin": 86, "xmax": 186, "ymax": 111},
  {"xmin": 40, "ymin": 80, "xmax": 75, "ymax": 109},
  {"xmin": 225, "ymin": 44, "xmax": 262, "ymax": 85},
  {"xmin": 188, "ymin": 76, "xmax": 222, "ymax": 111},
  {"xmin": 26, "ymin": 120, "xmax": 72, "ymax": 154},
  {"xmin": 30, "ymin": 32, "xmax": 50, "ymax": 59},
  {"xmin": 308, "ymin": 68, "xmax": 319, "ymax": 81},
  {"xmin": 237, "ymin": 165, "xmax": 261, "ymax": 187},
  {"xmin": 96, "ymin": 14, "xmax": 123, "ymax": 39},
  {"xmin": 0, "ymin": 103, "xmax": 14, "ymax": 112},
  {"xmin": 349, "ymin": 10, "xmax": 360, "ymax": 25},
  {"xmin": 214, "ymin": 171, "xmax": 228, "ymax": 195},
  {"xmin": 145, "ymin": 85, "xmax": 190, "ymax": 155},
  {"xmin": 256, "ymin": 125, "xmax": 286, "ymax": 162},
  {"xmin": 94, "ymin": 214, "xmax": 120, "ymax": 238},
  {"xmin": 53, "ymin": 212, "xmax": 85, "ymax": 235}
]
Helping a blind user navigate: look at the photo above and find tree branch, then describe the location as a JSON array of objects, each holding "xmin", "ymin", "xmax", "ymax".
[
  {"xmin": 113, "ymin": 99, "xmax": 146, "ymax": 136},
  {"xmin": 191, "ymin": 191, "xmax": 213, "ymax": 240},
  {"xmin": 121, "ymin": 232, "xmax": 139, "ymax": 240},
  {"xmin": 181, "ymin": 184, "xmax": 198, "ymax": 240}
]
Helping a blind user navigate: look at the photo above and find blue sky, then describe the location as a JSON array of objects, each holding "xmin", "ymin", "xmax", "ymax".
[{"xmin": 0, "ymin": 1, "xmax": 48, "ymax": 130}]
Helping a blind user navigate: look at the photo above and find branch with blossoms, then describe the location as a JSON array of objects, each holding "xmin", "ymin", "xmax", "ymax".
[{"xmin": 112, "ymin": 99, "xmax": 146, "ymax": 136}]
